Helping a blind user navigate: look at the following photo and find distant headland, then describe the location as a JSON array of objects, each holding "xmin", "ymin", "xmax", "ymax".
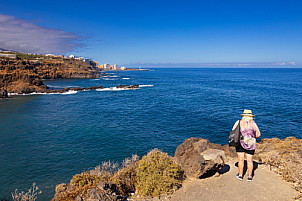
[{"xmin": 0, "ymin": 51, "xmax": 148, "ymax": 98}]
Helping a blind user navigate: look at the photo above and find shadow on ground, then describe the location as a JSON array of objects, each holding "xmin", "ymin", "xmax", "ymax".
[
  {"xmin": 235, "ymin": 160, "xmax": 258, "ymax": 177},
  {"xmin": 199, "ymin": 164, "xmax": 231, "ymax": 179},
  {"xmin": 218, "ymin": 164, "xmax": 230, "ymax": 174}
]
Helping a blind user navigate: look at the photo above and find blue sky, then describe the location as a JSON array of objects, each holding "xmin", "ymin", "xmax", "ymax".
[{"xmin": 0, "ymin": 0, "xmax": 301, "ymax": 66}]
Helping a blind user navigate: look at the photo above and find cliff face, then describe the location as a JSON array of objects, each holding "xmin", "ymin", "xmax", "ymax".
[{"xmin": 0, "ymin": 57, "xmax": 100, "ymax": 94}]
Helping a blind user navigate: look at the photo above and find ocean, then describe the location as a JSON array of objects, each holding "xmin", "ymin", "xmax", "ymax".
[{"xmin": 0, "ymin": 68, "xmax": 301, "ymax": 200}]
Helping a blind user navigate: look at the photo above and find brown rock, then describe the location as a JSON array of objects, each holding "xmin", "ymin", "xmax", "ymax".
[
  {"xmin": 0, "ymin": 88, "xmax": 8, "ymax": 98},
  {"xmin": 87, "ymin": 86, "xmax": 97, "ymax": 90},
  {"xmin": 174, "ymin": 138, "xmax": 226, "ymax": 179},
  {"xmin": 70, "ymin": 87, "xmax": 83, "ymax": 91},
  {"xmin": 0, "ymin": 57, "xmax": 100, "ymax": 94},
  {"xmin": 255, "ymin": 137, "xmax": 302, "ymax": 195},
  {"xmin": 116, "ymin": 85, "xmax": 139, "ymax": 89}
]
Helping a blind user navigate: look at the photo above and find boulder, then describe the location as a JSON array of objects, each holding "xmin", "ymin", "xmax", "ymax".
[
  {"xmin": 174, "ymin": 138, "xmax": 226, "ymax": 179},
  {"xmin": 0, "ymin": 89, "xmax": 8, "ymax": 98},
  {"xmin": 200, "ymin": 149, "xmax": 227, "ymax": 177}
]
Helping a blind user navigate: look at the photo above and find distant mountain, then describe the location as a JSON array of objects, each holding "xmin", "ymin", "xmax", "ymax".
[{"xmin": 0, "ymin": 47, "xmax": 10, "ymax": 52}]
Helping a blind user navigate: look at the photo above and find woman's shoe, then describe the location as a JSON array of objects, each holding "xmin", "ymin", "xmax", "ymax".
[
  {"xmin": 247, "ymin": 176, "xmax": 253, "ymax": 182},
  {"xmin": 236, "ymin": 174, "xmax": 243, "ymax": 181}
]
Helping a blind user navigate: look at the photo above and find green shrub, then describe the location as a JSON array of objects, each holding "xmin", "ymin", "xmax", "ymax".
[
  {"xmin": 112, "ymin": 154, "xmax": 140, "ymax": 195},
  {"xmin": 135, "ymin": 149, "xmax": 183, "ymax": 197},
  {"xmin": 71, "ymin": 172, "xmax": 99, "ymax": 188}
]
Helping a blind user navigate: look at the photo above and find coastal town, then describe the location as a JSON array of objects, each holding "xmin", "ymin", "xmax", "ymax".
[
  {"xmin": 0, "ymin": 50, "xmax": 149, "ymax": 97},
  {"xmin": 0, "ymin": 51, "xmax": 146, "ymax": 71}
]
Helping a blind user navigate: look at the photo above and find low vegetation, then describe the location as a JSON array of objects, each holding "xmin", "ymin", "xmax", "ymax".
[
  {"xmin": 11, "ymin": 183, "xmax": 42, "ymax": 201},
  {"xmin": 112, "ymin": 154, "xmax": 140, "ymax": 195},
  {"xmin": 135, "ymin": 149, "xmax": 183, "ymax": 197},
  {"xmin": 53, "ymin": 149, "xmax": 184, "ymax": 200}
]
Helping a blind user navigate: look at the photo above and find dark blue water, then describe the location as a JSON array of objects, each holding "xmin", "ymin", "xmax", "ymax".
[{"xmin": 1, "ymin": 68, "xmax": 301, "ymax": 200}]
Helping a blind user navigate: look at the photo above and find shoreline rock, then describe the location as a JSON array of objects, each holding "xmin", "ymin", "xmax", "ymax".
[
  {"xmin": 0, "ymin": 57, "xmax": 100, "ymax": 97},
  {"xmin": 0, "ymin": 88, "xmax": 8, "ymax": 98},
  {"xmin": 174, "ymin": 138, "xmax": 227, "ymax": 179},
  {"xmin": 4, "ymin": 85, "xmax": 144, "ymax": 96},
  {"xmin": 50, "ymin": 136, "xmax": 301, "ymax": 200}
]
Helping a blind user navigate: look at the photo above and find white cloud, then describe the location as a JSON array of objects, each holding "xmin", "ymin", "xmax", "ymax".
[{"xmin": 0, "ymin": 14, "xmax": 83, "ymax": 54}]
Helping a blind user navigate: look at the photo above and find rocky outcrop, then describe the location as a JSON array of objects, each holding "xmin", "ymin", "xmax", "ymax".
[
  {"xmin": 174, "ymin": 138, "xmax": 226, "ymax": 179},
  {"xmin": 255, "ymin": 137, "xmax": 302, "ymax": 196},
  {"xmin": 51, "ymin": 137, "xmax": 302, "ymax": 200},
  {"xmin": 117, "ymin": 85, "xmax": 139, "ymax": 89},
  {"xmin": 0, "ymin": 57, "xmax": 100, "ymax": 95},
  {"xmin": 0, "ymin": 88, "xmax": 8, "ymax": 98}
]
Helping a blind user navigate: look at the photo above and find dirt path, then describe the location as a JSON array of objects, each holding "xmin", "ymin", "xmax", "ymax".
[{"xmin": 171, "ymin": 158, "xmax": 299, "ymax": 201}]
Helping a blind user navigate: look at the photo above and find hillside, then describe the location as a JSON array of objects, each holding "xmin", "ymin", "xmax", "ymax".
[{"xmin": 0, "ymin": 53, "xmax": 100, "ymax": 94}]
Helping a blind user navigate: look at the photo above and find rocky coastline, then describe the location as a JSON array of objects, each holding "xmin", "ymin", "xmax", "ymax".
[
  {"xmin": 51, "ymin": 137, "xmax": 302, "ymax": 201},
  {"xmin": 0, "ymin": 56, "xmax": 100, "ymax": 96}
]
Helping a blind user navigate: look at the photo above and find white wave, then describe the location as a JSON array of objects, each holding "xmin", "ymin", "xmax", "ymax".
[
  {"xmin": 102, "ymin": 78, "xmax": 117, "ymax": 80},
  {"xmin": 92, "ymin": 79, "xmax": 100, "ymax": 80},
  {"xmin": 102, "ymin": 75, "xmax": 119, "ymax": 78},
  {"xmin": 122, "ymin": 78, "xmax": 130, "ymax": 80},
  {"xmin": 139, "ymin": 85, "xmax": 154, "ymax": 87},
  {"xmin": 96, "ymin": 87, "xmax": 139, "ymax": 91},
  {"xmin": 60, "ymin": 90, "xmax": 78, "ymax": 95},
  {"xmin": 46, "ymin": 85, "xmax": 64, "ymax": 88},
  {"xmin": 8, "ymin": 90, "xmax": 78, "ymax": 96},
  {"xmin": 67, "ymin": 86, "xmax": 79, "ymax": 88}
]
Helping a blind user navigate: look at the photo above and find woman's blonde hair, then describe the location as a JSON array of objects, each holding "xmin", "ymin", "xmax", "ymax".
[{"xmin": 242, "ymin": 115, "xmax": 254, "ymax": 121}]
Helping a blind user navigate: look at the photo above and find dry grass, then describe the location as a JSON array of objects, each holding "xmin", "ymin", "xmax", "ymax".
[{"xmin": 11, "ymin": 183, "xmax": 41, "ymax": 201}]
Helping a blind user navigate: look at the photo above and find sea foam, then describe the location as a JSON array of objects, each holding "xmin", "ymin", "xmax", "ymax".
[
  {"xmin": 96, "ymin": 87, "xmax": 139, "ymax": 91},
  {"xmin": 8, "ymin": 90, "xmax": 78, "ymax": 96}
]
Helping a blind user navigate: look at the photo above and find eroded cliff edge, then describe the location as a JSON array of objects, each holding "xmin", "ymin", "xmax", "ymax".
[
  {"xmin": 52, "ymin": 137, "xmax": 302, "ymax": 201},
  {"xmin": 0, "ymin": 55, "xmax": 100, "ymax": 95}
]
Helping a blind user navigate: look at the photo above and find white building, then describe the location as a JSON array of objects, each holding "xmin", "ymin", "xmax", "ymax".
[
  {"xmin": 113, "ymin": 64, "xmax": 118, "ymax": 70},
  {"xmin": 75, "ymin": 56, "xmax": 85, "ymax": 60},
  {"xmin": 120, "ymin": 66, "xmax": 126, "ymax": 70},
  {"xmin": 69, "ymin": 55, "xmax": 75, "ymax": 58},
  {"xmin": 0, "ymin": 53, "xmax": 16, "ymax": 59},
  {"xmin": 103, "ymin": 63, "xmax": 111, "ymax": 70}
]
